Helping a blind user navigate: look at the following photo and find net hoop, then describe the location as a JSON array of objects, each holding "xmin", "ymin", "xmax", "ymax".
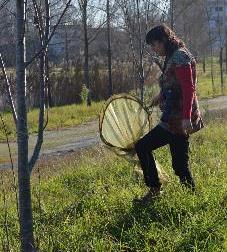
[{"xmin": 99, "ymin": 93, "xmax": 152, "ymax": 151}]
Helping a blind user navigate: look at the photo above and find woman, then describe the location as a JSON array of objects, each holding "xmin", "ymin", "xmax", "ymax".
[{"xmin": 135, "ymin": 24, "xmax": 204, "ymax": 204}]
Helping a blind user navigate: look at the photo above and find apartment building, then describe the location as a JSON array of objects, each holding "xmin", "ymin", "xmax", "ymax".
[{"xmin": 207, "ymin": 0, "xmax": 227, "ymax": 45}]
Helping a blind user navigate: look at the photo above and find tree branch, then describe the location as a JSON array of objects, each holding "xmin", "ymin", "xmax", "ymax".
[
  {"xmin": 0, "ymin": 0, "xmax": 10, "ymax": 11},
  {"xmin": 28, "ymin": 0, "xmax": 52, "ymax": 173},
  {"xmin": 0, "ymin": 53, "xmax": 18, "ymax": 124},
  {"xmin": 88, "ymin": 19, "xmax": 107, "ymax": 44},
  {"xmin": 25, "ymin": 0, "xmax": 72, "ymax": 67}
]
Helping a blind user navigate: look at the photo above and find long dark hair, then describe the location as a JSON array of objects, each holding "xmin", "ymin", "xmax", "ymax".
[{"xmin": 146, "ymin": 24, "xmax": 185, "ymax": 57}]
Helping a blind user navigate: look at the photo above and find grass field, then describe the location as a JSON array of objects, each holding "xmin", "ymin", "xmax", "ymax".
[
  {"xmin": 0, "ymin": 115, "xmax": 226, "ymax": 251},
  {"xmin": 197, "ymin": 58, "xmax": 227, "ymax": 98},
  {"xmin": 0, "ymin": 102, "xmax": 103, "ymax": 142}
]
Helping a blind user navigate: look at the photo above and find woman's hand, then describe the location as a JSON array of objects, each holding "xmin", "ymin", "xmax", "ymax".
[{"xmin": 182, "ymin": 119, "xmax": 193, "ymax": 135}]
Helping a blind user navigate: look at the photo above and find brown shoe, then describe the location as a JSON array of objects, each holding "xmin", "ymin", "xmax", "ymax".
[{"xmin": 134, "ymin": 187, "xmax": 162, "ymax": 205}]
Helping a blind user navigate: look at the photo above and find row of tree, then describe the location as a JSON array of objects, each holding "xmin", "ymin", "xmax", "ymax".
[
  {"xmin": 0, "ymin": 0, "xmax": 167, "ymax": 107},
  {"xmin": 1, "ymin": 1, "xmax": 226, "ymax": 109}
]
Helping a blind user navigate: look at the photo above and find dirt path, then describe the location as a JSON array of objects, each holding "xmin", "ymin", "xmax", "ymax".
[
  {"xmin": 0, "ymin": 95, "xmax": 226, "ymax": 170},
  {"xmin": 0, "ymin": 120, "xmax": 100, "ymax": 169},
  {"xmin": 200, "ymin": 95, "xmax": 227, "ymax": 111}
]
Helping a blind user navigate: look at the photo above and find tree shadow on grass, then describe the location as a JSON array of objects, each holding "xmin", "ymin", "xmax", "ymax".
[
  {"xmin": 104, "ymin": 195, "xmax": 192, "ymax": 251},
  {"xmin": 104, "ymin": 199, "xmax": 161, "ymax": 249}
]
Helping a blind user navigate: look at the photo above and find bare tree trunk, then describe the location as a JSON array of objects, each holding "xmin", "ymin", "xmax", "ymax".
[
  {"xmin": 65, "ymin": 29, "xmax": 69, "ymax": 71},
  {"xmin": 45, "ymin": 52, "xmax": 52, "ymax": 106},
  {"xmin": 170, "ymin": 0, "xmax": 174, "ymax": 29},
  {"xmin": 107, "ymin": 0, "xmax": 112, "ymax": 97},
  {"xmin": 136, "ymin": 0, "xmax": 144, "ymax": 102},
  {"xmin": 220, "ymin": 47, "xmax": 224, "ymax": 94},
  {"xmin": 45, "ymin": 0, "xmax": 52, "ymax": 108},
  {"xmin": 205, "ymin": 4, "xmax": 215, "ymax": 95},
  {"xmin": 225, "ymin": 43, "xmax": 227, "ymax": 74},
  {"xmin": 216, "ymin": 0, "xmax": 224, "ymax": 95},
  {"xmin": 16, "ymin": 0, "xmax": 35, "ymax": 250},
  {"xmin": 81, "ymin": 1, "xmax": 91, "ymax": 106},
  {"xmin": 202, "ymin": 55, "xmax": 206, "ymax": 73},
  {"xmin": 210, "ymin": 47, "xmax": 215, "ymax": 94}
]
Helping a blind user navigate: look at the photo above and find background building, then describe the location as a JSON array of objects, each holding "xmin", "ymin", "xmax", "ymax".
[{"xmin": 207, "ymin": 0, "xmax": 227, "ymax": 47}]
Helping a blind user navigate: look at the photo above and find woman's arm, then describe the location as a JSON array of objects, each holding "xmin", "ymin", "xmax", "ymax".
[
  {"xmin": 175, "ymin": 64, "xmax": 195, "ymax": 120},
  {"xmin": 175, "ymin": 64, "xmax": 196, "ymax": 134}
]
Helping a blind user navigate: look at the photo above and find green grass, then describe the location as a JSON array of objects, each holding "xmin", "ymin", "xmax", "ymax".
[
  {"xmin": 197, "ymin": 59, "xmax": 227, "ymax": 98},
  {"xmin": 0, "ymin": 117, "xmax": 227, "ymax": 251},
  {"xmin": 0, "ymin": 102, "xmax": 103, "ymax": 142}
]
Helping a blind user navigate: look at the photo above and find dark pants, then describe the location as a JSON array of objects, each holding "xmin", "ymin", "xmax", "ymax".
[{"xmin": 135, "ymin": 125, "xmax": 195, "ymax": 189}]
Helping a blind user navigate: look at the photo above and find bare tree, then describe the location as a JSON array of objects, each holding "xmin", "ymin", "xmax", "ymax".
[
  {"xmin": 106, "ymin": 0, "xmax": 113, "ymax": 97},
  {"xmin": 78, "ymin": 0, "xmax": 91, "ymax": 106},
  {"xmin": 170, "ymin": 0, "xmax": 175, "ymax": 29},
  {"xmin": 15, "ymin": 0, "xmax": 35, "ymax": 250},
  {"xmin": 136, "ymin": 0, "xmax": 145, "ymax": 101},
  {"xmin": 116, "ymin": 0, "xmax": 163, "ymax": 102},
  {"xmin": 77, "ymin": 0, "xmax": 108, "ymax": 106},
  {"xmin": 205, "ymin": 3, "xmax": 215, "ymax": 94},
  {"xmin": 14, "ymin": 0, "xmax": 72, "ymax": 250},
  {"xmin": 216, "ymin": 0, "xmax": 225, "ymax": 94}
]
